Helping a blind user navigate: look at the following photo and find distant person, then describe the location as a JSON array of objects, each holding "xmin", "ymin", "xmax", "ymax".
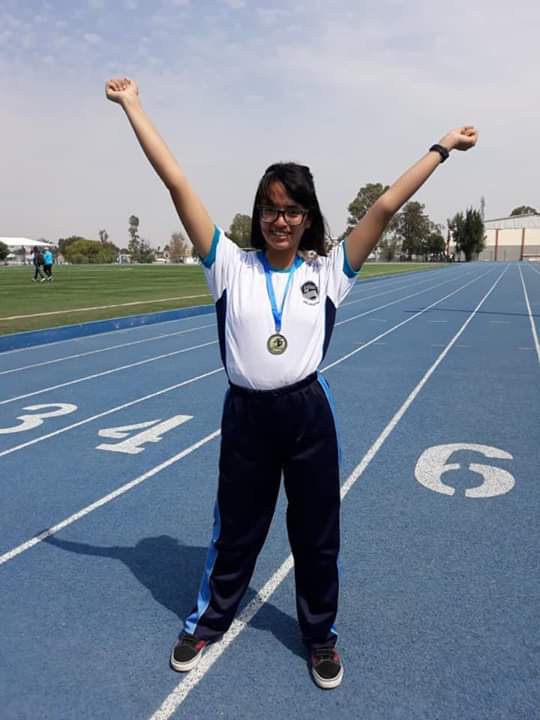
[
  {"xmin": 32, "ymin": 247, "xmax": 45, "ymax": 282},
  {"xmin": 106, "ymin": 76, "xmax": 478, "ymax": 690},
  {"xmin": 43, "ymin": 248, "xmax": 54, "ymax": 280}
]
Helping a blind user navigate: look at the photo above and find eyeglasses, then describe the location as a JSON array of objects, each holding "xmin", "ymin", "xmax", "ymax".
[{"xmin": 258, "ymin": 205, "xmax": 308, "ymax": 226}]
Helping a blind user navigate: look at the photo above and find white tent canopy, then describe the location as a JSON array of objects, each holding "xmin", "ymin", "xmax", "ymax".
[{"xmin": 0, "ymin": 237, "xmax": 54, "ymax": 248}]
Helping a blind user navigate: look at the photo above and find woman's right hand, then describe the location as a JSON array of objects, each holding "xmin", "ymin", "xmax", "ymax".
[{"xmin": 105, "ymin": 77, "xmax": 139, "ymax": 106}]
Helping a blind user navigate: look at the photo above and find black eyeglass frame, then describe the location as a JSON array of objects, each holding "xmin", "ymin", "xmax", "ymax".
[{"xmin": 258, "ymin": 205, "xmax": 309, "ymax": 226}]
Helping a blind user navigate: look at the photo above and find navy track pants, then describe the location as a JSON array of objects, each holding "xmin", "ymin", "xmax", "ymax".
[{"xmin": 184, "ymin": 372, "xmax": 341, "ymax": 649}]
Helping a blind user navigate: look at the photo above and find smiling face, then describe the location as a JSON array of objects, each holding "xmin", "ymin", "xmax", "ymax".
[{"xmin": 259, "ymin": 181, "xmax": 311, "ymax": 264}]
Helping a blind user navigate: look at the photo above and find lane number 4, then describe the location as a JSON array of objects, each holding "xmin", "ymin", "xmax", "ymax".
[{"xmin": 97, "ymin": 415, "xmax": 193, "ymax": 455}]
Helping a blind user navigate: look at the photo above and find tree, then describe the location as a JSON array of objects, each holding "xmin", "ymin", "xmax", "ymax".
[
  {"xmin": 137, "ymin": 238, "xmax": 155, "ymax": 264},
  {"xmin": 0, "ymin": 240, "xmax": 8, "ymax": 261},
  {"xmin": 102, "ymin": 241, "xmax": 119, "ymax": 261},
  {"xmin": 395, "ymin": 201, "xmax": 431, "ymax": 260},
  {"xmin": 227, "ymin": 214, "xmax": 252, "ymax": 248},
  {"xmin": 377, "ymin": 235, "xmax": 400, "ymax": 261},
  {"xmin": 63, "ymin": 239, "xmax": 117, "ymax": 264},
  {"xmin": 168, "ymin": 231, "xmax": 190, "ymax": 262},
  {"xmin": 128, "ymin": 215, "xmax": 140, "ymax": 260},
  {"xmin": 510, "ymin": 205, "xmax": 538, "ymax": 216},
  {"xmin": 344, "ymin": 182, "xmax": 402, "ymax": 247},
  {"xmin": 423, "ymin": 224, "xmax": 446, "ymax": 260},
  {"xmin": 345, "ymin": 182, "xmax": 388, "ymax": 235},
  {"xmin": 448, "ymin": 208, "xmax": 485, "ymax": 262},
  {"xmin": 99, "ymin": 229, "xmax": 109, "ymax": 244},
  {"xmin": 58, "ymin": 236, "xmax": 86, "ymax": 255}
]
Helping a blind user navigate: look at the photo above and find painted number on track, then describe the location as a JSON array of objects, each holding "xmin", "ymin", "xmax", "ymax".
[
  {"xmin": 0, "ymin": 403, "xmax": 78, "ymax": 434},
  {"xmin": 415, "ymin": 443, "xmax": 515, "ymax": 498},
  {"xmin": 97, "ymin": 415, "xmax": 193, "ymax": 455}
]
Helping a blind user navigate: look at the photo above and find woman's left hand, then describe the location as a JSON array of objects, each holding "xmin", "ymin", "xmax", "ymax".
[{"xmin": 439, "ymin": 126, "xmax": 478, "ymax": 152}]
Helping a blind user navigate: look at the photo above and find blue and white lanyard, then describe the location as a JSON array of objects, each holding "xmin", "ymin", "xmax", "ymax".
[{"xmin": 260, "ymin": 254, "xmax": 298, "ymax": 333}]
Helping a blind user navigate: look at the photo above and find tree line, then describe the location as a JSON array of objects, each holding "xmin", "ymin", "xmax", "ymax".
[
  {"xmin": 2, "ymin": 200, "xmax": 537, "ymax": 266},
  {"xmin": 226, "ymin": 194, "xmax": 539, "ymax": 263},
  {"xmin": 226, "ymin": 185, "xmax": 481, "ymax": 262}
]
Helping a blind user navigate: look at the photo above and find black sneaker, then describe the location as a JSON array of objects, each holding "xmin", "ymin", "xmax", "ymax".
[
  {"xmin": 170, "ymin": 633, "xmax": 207, "ymax": 672},
  {"xmin": 310, "ymin": 647, "xmax": 344, "ymax": 689}
]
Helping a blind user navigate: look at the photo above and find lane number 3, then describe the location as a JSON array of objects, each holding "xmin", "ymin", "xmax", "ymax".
[{"xmin": 0, "ymin": 403, "xmax": 78, "ymax": 434}]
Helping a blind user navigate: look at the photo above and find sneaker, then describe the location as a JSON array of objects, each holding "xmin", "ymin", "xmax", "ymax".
[
  {"xmin": 170, "ymin": 633, "xmax": 207, "ymax": 672},
  {"xmin": 310, "ymin": 647, "xmax": 343, "ymax": 689},
  {"xmin": 40, "ymin": 277, "xmax": 46, "ymax": 282}
]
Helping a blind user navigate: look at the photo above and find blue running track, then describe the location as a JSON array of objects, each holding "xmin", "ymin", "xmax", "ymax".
[{"xmin": 0, "ymin": 262, "xmax": 538, "ymax": 719}]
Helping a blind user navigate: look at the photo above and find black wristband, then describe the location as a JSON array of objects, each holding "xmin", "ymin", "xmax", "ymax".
[{"xmin": 429, "ymin": 143, "xmax": 450, "ymax": 163}]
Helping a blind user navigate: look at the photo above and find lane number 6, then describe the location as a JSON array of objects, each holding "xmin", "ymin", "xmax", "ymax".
[{"xmin": 415, "ymin": 443, "xmax": 515, "ymax": 498}]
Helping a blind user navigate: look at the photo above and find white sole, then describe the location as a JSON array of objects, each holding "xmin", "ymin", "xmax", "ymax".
[
  {"xmin": 311, "ymin": 664, "xmax": 344, "ymax": 689},
  {"xmin": 170, "ymin": 646, "xmax": 204, "ymax": 672}
]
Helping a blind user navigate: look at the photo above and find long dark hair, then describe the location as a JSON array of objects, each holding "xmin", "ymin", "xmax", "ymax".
[{"xmin": 249, "ymin": 163, "xmax": 329, "ymax": 255}]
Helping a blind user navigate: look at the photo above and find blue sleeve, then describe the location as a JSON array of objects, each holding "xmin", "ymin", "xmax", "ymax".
[{"xmin": 201, "ymin": 226, "xmax": 221, "ymax": 269}]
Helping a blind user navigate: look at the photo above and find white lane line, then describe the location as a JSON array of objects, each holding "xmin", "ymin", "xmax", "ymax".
[
  {"xmin": 0, "ymin": 430, "xmax": 221, "ymax": 566},
  {"xmin": 0, "ymin": 269, "xmax": 479, "ymax": 404},
  {"xmin": 0, "ymin": 272, "xmax": 488, "ymax": 458},
  {"xmin": 0, "ymin": 340, "xmax": 218, "ymax": 406},
  {"xmin": 0, "ymin": 368, "xmax": 224, "ymax": 460},
  {"xmin": 0, "ymin": 278, "xmax": 413, "ymax": 369},
  {"xmin": 355, "ymin": 267, "xmax": 452, "ymax": 286},
  {"xmin": 0, "ymin": 306, "xmax": 214, "ymax": 357},
  {"xmin": 0, "ymin": 324, "xmax": 216, "ymax": 376},
  {"xmin": 341, "ymin": 270, "xmax": 451, "ymax": 308},
  {"xmin": 149, "ymin": 266, "xmax": 508, "ymax": 720},
  {"xmin": 338, "ymin": 267, "xmax": 507, "ymax": 499},
  {"xmin": 0, "ymin": 268, "xmax": 457, "ymax": 359},
  {"xmin": 526, "ymin": 263, "xmax": 540, "ymax": 276},
  {"xmin": 0, "ymin": 273, "xmax": 444, "ymax": 373},
  {"xmin": 519, "ymin": 264, "xmax": 540, "ymax": 364},
  {"xmin": 324, "ymin": 269, "xmax": 491, "ymax": 371},
  {"xmin": 334, "ymin": 268, "xmax": 479, "ymax": 328},
  {"xmin": 0, "ymin": 294, "xmax": 212, "ymax": 321},
  {"xmin": 0, "ymin": 268, "xmax": 492, "ymax": 554}
]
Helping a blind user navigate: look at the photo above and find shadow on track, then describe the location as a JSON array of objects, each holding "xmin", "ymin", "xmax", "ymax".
[{"xmin": 43, "ymin": 534, "xmax": 305, "ymax": 659}]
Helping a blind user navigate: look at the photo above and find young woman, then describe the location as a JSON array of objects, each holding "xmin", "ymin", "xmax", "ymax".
[{"xmin": 106, "ymin": 77, "xmax": 477, "ymax": 689}]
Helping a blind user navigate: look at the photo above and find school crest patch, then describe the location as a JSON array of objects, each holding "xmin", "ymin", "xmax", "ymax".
[{"xmin": 300, "ymin": 281, "xmax": 320, "ymax": 304}]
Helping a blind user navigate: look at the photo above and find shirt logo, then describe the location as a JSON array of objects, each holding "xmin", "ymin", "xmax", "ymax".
[{"xmin": 300, "ymin": 281, "xmax": 320, "ymax": 304}]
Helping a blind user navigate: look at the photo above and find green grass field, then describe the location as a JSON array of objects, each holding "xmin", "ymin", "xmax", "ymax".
[{"xmin": 0, "ymin": 261, "xmax": 448, "ymax": 336}]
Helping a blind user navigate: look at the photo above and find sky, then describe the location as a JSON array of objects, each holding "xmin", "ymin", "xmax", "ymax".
[{"xmin": 1, "ymin": 0, "xmax": 538, "ymax": 249}]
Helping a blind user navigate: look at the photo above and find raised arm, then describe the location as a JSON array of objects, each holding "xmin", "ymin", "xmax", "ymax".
[
  {"xmin": 345, "ymin": 126, "xmax": 478, "ymax": 271},
  {"xmin": 105, "ymin": 77, "xmax": 214, "ymax": 259}
]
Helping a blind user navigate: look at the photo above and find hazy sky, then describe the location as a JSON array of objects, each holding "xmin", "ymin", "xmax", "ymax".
[{"xmin": 1, "ymin": 0, "xmax": 538, "ymax": 248}]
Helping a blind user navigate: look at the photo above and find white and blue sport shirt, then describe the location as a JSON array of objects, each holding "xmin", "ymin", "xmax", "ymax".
[{"xmin": 202, "ymin": 226, "xmax": 358, "ymax": 390}]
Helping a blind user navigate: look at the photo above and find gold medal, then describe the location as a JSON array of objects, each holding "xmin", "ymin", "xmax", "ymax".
[{"xmin": 267, "ymin": 333, "xmax": 287, "ymax": 355}]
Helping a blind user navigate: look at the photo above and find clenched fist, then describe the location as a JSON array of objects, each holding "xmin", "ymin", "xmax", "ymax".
[
  {"xmin": 438, "ymin": 126, "xmax": 478, "ymax": 152},
  {"xmin": 105, "ymin": 77, "xmax": 139, "ymax": 106}
]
